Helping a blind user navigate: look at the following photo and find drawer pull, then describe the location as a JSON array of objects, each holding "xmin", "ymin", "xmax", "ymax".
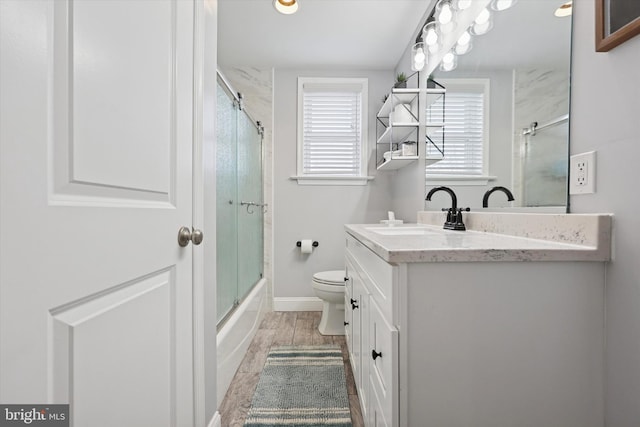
[
  {"xmin": 350, "ymin": 299, "xmax": 359, "ymax": 310},
  {"xmin": 344, "ymin": 276, "xmax": 349, "ymax": 282},
  {"xmin": 344, "ymin": 321, "xmax": 349, "ymax": 326},
  {"xmin": 371, "ymin": 349, "xmax": 382, "ymax": 360}
]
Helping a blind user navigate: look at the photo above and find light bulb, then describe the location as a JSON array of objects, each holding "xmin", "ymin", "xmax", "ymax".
[
  {"xmin": 438, "ymin": 2, "xmax": 453, "ymax": 25},
  {"xmin": 472, "ymin": 19, "xmax": 492, "ymax": 35},
  {"xmin": 440, "ymin": 54, "xmax": 457, "ymax": 71},
  {"xmin": 470, "ymin": 8, "xmax": 493, "ymax": 35},
  {"xmin": 442, "ymin": 52, "xmax": 455, "ymax": 64},
  {"xmin": 454, "ymin": 0, "xmax": 472, "ymax": 10},
  {"xmin": 491, "ymin": 0, "xmax": 516, "ymax": 11},
  {"xmin": 475, "ymin": 8, "xmax": 491, "ymax": 25},
  {"xmin": 423, "ymin": 22, "xmax": 439, "ymax": 46},
  {"xmin": 455, "ymin": 41, "xmax": 472, "ymax": 55},
  {"xmin": 457, "ymin": 30, "xmax": 471, "ymax": 46},
  {"xmin": 411, "ymin": 43, "xmax": 427, "ymax": 71}
]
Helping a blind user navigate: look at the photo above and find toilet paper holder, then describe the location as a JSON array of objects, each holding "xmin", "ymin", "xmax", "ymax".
[{"xmin": 296, "ymin": 241, "xmax": 319, "ymax": 248}]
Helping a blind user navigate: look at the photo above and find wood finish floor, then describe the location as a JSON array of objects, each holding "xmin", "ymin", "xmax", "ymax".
[{"xmin": 219, "ymin": 311, "xmax": 364, "ymax": 427}]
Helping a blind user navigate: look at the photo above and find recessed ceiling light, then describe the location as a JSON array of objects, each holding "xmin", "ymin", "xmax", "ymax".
[
  {"xmin": 554, "ymin": 1, "xmax": 572, "ymax": 18},
  {"xmin": 273, "ymin": 0, "xmax": 298, "ymax": 15}
]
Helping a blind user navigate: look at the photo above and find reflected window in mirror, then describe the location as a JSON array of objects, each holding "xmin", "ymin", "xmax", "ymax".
[{"xmin": 427, "ymin": 79, "xmax": 492, "ymax": 185}]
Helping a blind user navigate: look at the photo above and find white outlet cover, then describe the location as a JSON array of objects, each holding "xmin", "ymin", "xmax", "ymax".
[{"xmin": 570, "ymin": 151, "xmax": 596, "ymax": 194}]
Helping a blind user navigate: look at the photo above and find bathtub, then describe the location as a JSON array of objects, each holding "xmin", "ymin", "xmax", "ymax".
[{"xmin": 216, "ymin": 278, "xmax": 268, "ymax": 407}]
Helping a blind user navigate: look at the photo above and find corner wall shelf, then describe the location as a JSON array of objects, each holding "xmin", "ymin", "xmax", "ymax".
[{"xmin": 375, "ymin": 79, "xmax": 446, "ymax": 171}]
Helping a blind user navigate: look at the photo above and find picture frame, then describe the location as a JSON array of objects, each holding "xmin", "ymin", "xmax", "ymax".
[{"xmin": 596, "ymin": 0, "xmax": 640, "ymax": 52}]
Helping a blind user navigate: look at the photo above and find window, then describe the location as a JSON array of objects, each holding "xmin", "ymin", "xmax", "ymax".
[
  {"xmin": 426, "ymin": 79, "xmax": 492, "ymax": 185},
  {"xmin": 295, "ymin": 77, "xmax": 369, "ymax": 185}
]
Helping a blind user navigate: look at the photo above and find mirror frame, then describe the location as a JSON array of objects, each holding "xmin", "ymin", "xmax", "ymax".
[{"xmin": 595, "ymin": 0, "xmax": 640, "ymax": 52}]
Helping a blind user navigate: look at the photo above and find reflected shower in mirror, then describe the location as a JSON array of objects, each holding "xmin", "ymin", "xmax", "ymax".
[{"xmin": 426, "ymin": 0, "xmax": 572, "ymax": 211}]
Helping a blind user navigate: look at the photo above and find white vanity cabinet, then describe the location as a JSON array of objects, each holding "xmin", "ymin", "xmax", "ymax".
[
  {"xmin": 344, "ymin": 223, "xmax": 608, "ymax": 427},
  {"xmin": 346, "ymin": 234, "xmax": 400, "ymax": 427}
]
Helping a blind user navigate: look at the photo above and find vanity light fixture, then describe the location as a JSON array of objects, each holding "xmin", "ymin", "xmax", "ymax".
[
  {"xmin": 411, "ymin": 0, "xmax": 516, "ymax": 72},
  {"xmin": 412, "ymin": 42, "xmax": 427, "ymax": 71},
  {"xmin": 273, "ymin": 0, "xmax": 298, "ymax": 15},
  {"xmin": 554, "ymin": 1, "xmax": 572, "ymax": 17}
]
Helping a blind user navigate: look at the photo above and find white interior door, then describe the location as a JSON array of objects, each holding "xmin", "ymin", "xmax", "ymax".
[{"xmin": 1, "ymin": 1, "xmax": 198, "ymax": 425}]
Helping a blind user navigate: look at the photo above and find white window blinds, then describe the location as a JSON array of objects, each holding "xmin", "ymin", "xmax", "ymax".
[
  {"xmin": 427, "ymin": 89, "xmax": 485, "ymax": 176},
  {"xmin": 302, "ymin": 89, "xmax": 362, "ymax": 176}
]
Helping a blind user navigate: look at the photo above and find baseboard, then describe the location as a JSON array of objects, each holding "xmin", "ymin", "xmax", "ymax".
[
  {"xmin": 207, "ymin": 411, "xmax": 221, "ymax": 427},
  {"xmin": 273, "ymin": 297, "xmax": 322, "ymax": 311}
]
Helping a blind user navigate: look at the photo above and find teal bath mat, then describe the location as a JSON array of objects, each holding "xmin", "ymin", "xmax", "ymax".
[{"xmin": 244, "ymin": 345, "xmax": 352, "ymax": 427}]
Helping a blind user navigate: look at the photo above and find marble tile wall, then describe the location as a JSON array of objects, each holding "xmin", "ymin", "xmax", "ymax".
[{"xmin": 220, "ymin": 66, "xmax": 274, "ymax": 309}]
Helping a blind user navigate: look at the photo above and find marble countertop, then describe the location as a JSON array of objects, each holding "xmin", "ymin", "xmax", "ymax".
[{"xmin": 345, "ymin": 215, "xmax": 612, "ymax": 263}]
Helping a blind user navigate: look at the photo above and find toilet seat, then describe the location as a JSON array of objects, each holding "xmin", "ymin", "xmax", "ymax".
[{"xmin": 312, "ymin": 270, "xmax": 345, "ymax": 286}]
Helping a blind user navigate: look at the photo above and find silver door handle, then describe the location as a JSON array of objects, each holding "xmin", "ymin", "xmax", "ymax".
[{"xmin": 178, "ymin": 226, "xmax": 204, "ymax": 247}]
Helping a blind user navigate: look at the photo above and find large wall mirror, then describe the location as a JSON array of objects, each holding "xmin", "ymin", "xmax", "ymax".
[{"xmin": 425, "ymin": 0, "xmax": 572, "ymax": 211}]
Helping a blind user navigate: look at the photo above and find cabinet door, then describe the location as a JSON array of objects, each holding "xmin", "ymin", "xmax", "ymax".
[
  {"xmin": 345, "ymin": 257, "xmax": 360, "ymax": 388},
  {"xmin": 354, "ymin": 274, "xmax": 370, "ymax": 423},
  {"xmin": 344, "ymin": 259, "xmax": 354, "ymax": 364},
  {"xmin": 369, "ymin": 299, "xmax": 399, "ymax": 427}
]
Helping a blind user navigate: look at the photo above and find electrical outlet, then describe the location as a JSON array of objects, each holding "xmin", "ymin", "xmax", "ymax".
[{"xmin": 570, "ymin": 151, "xmax": 596, "ymax": 194}]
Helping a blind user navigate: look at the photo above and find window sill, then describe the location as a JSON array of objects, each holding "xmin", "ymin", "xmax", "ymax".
[
  {"xmin": 426, "ymin": 175, "xmax": 497, "ymax": 186},
  {"xmin": 290, "ymin": 175, "xmax": 374, "ymax": 186}
]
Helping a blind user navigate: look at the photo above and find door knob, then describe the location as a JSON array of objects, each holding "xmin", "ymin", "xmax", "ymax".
[
  {"xmin": 191, "ymin": 229, "xmax": 204, "ymax": 245},
  {"xmin": 178, "ymin": 226, "xmax": 204, "ymax": 247}
]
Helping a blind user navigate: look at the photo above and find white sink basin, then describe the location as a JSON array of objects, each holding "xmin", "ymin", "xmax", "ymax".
[{"xmin": 365, "ymin": 226, "xmax": 437, "ymax": 236}]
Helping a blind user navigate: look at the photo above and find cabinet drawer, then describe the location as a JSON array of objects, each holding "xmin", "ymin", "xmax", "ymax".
[
  {"xmin": 346, "ymin": 233, "xmax": 397, "ymax": 324},
  {"xmin": 369, "ymin": 298, "xmax": 398, "ymax": 427}
]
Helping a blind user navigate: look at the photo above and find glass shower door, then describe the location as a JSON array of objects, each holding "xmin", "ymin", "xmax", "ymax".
[
  {"xmin": 236, "ymin": 112, "xmax": 264, "ymax": 299},
  {"xmin": 216, "ymin": 76, "xmax": 264, "ymax": 324},
  {"xmin": 216, "ymin": 82, "xmax": 238, "ymax": 322}
]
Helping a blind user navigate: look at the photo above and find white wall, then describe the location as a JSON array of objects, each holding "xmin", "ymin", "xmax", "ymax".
[
  {"xmin": 273, "ymin": 69, "xmax": 394, "ymax": 299},
  {"xmin": 570, "ymin": 3, "xmax": 640, "ymax": 427}
]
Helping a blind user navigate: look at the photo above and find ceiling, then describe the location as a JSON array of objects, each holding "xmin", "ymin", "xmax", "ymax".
[
  {"xmin": 217, "ymin": 0, "xmax": 432, "ymax": 70},
  {"xmin": 218, "ymin": 0, "xmax": 573, "ymax": 72}
]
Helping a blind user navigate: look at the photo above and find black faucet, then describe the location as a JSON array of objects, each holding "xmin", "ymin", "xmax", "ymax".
[
  {"xmin": 482, "ymin": 186, "xmax": 515, "ymax": 208},
  {"xmin": 426, "ymin": 186, "xmax": 469, "ymax": 231}
]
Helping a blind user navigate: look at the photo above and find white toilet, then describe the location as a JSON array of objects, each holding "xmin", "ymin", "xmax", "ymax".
[{"xmin": 312, "ymin": 270, "xmax": 346, "ymax": 336}]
